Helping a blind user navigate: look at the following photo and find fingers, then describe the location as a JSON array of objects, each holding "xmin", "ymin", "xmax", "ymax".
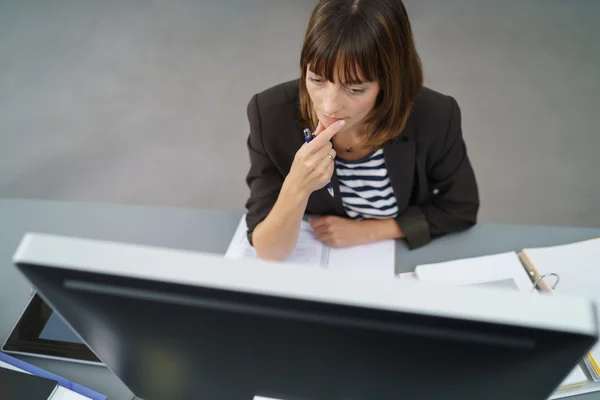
[
  {"xmin": 308, "ymin": 119, "xmax": 345, "ymax": 149},
  {"xmin": 292, "ymin": 121, "xmax": 338, "ymax": 193},
  {"xmin": 312, "ymin": 223, "xmax": 330, "ymax": 238},
  {"xmin": 301, "ymin": 120, "xmax": 342, "ymax": 158},
  {"xmin": 310, "ymin": 217, "xmax": 344, "ymax": 247},
  {"xmin": 296, "ymin": 146, "xmax": 335, "ymax": 171},
  {"xmin": 313, "ymin": 230, "xmax": 330, "ymax": 241},
  {"xmin": 327, "ymin": 148, "xmax": 337, "ymax": 162},
  {"xmin": 313, "ymin": 121, "xmax": 325, "ymax": 136},
  {"xmin": 312, "ymin": 230, "xmax": 341, "ymax": 248},
  {"xmin": 296, "ymin": 121, "xmax": 329, "ymax": 158},
  {"xmin": 309, "ymin": 216, "xmax": 330, "ymax": 229},
  {"xmin": 315, "ymin": 151, "xmax": 335, "ymax": 179},
  {"xmin": 312, "ymin": 145, "xmax": 336, "ymax": 163},
  {"xmin": 322, "ymin": 237, "xmax": 342, "ymax": 247}
]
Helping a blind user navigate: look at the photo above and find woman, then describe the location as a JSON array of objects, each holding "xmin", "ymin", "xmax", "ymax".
[{"xmin": 244, "ymin": 0, "xmax": 479, "ymax": 261}]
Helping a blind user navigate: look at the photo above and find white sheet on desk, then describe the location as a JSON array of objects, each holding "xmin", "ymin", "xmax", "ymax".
[
  {"xmin": 396, "ymin": 272, "xmax": 417, "ymax": 280},
  {"xmin": 0, "ymin": 361, "xmax": 91, "ymax": 399},
  {"xmin": 523, "ymin": 238, "xmax": 600, "ymax": 381},
  {"xmin": 327, "ymin": 239, "xmax": 395, "ymax": 278},
  {"xmin": 254, "ymin": 397, "xmax": 284, "ymax": 400},
  {"xmin": 414, "ymin": 252, "xmax": 533, "ymax": 292},
  {"xmin": 51, "ymin": 387, "xmax": 91, "ymax": 400},
  {"xmin": 225, "ymin": 215, "xmax": 395, "ymax": 277},
  {"xmin": 551, "ymin": 380, "xmax": 600, "ymax": 399},
  {"xmin": 225, "ymin": 216, "xmax": 326, "ymax": 266},
  {"xmin": 0, "ymin": 360, "xmax": 24, "ymax": 373},
  {"xmin": 412, "ymin": 253, "xmax": 590, "ymax": 393},
  {"xmin": 559, "ymin": 365, "xmax": 587, "ymax": 388}
]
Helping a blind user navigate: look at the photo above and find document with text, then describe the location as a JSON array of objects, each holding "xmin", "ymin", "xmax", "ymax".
[{"xmin": 225, "ymin": 215, "xmax": 395, "ymax": 278}]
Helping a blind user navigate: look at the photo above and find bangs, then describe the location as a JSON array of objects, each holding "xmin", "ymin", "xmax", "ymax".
[
  {"xmin": 304, "ymin": 18, "xmax": 380, "ymax": 84},
  {"xmin": 299, "ymin": 0, "xmax": 423, "ymax": 149}
]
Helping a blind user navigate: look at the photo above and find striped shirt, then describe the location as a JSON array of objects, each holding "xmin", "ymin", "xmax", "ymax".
[{"xmin": 335, "ymin": 149, "xmax": 399, "ymax": 220}]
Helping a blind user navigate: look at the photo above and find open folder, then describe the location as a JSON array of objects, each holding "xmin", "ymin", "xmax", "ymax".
[
  {"xmin": 225, "ymin": 215, "xmax": 395, "ymax": 278},
  {"xmin": 404, "ymin": 237, "xmax": 600, "ymax": 399}
]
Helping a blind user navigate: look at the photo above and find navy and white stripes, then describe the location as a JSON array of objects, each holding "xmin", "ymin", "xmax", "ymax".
[{"xmin": 335, "ymin": 149, "xmax": 399, "ymax": 219}]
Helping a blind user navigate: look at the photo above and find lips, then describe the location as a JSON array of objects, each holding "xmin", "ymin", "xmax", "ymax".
[{"xmin": 322, "ymin": 115, "xmax": 345, "ymax": 125}]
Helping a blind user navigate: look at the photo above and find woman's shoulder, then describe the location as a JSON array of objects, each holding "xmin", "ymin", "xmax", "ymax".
[
  {"xmin": 413, "ymin": 87, "xmax": 458, "ymax": 119},
  {"xmin": 404, "ymin": 87, "xmax": 460, "ymax": 143},
  {"xmin": 251, "ymin": 79, "xmax": 300, "ymax": 111},
  {"xmin": 247, "ymin": 79, "xmax": 303, "ymax": 141}
]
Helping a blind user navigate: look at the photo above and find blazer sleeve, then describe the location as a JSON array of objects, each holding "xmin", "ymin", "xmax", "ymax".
[
  {"xmin": 244, "ymin": 93, "xmax": 285, "ymax": 245},
  {"xmin": 396, "ymin": 96, "xmax": 480, "ymax": 249}
]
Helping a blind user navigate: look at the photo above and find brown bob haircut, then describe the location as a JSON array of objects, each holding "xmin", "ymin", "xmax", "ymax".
[{"xmin": 299, "ymin": 0, "xmax": 423, "ymax": 149}]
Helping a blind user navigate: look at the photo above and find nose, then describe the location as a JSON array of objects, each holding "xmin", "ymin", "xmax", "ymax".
[{"xmin": 321, "ymin": 85, "xmax": 342, "ymax": 116}]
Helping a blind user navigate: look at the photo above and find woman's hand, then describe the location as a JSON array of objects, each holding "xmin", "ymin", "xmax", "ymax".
[
  {"xmin": 309, "ymin": 216, "xmax": 404, "ymax": 247},
  {"xmin": 309, "ymin": 216, "xmax": 368, "ymax": 247},
  {"xmin": 283, "ymin": 120, "xmax": 344, "ymax": 198}
]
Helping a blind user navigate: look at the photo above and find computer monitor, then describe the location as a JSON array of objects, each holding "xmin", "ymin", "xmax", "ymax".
[{"xmin": 13, "ymin": 233, "xmax": 598, "ymax": 400}]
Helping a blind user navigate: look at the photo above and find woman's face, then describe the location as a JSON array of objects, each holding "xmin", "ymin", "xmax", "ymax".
[{"xmin": 306, "ymin": 65, "xmax": 380, "ymax": 133}]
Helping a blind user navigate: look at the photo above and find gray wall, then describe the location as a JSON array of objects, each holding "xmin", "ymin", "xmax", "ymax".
[{"xmin": 1, "ymin": 0, "xmax": 598, "ymax": 227}]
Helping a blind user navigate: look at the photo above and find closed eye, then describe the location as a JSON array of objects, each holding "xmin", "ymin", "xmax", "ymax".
[{"xmin": 348, "ymin": 87, "xmax": 366, "ymax": 95}]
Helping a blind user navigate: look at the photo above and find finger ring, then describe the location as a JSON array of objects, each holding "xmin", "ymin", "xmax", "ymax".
[{"xmin": 327, "ymin": 153, "xmax": 334, "ymax": 162}]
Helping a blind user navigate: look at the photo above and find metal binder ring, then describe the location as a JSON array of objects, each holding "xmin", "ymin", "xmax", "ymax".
[{"xmin": 531, "ymin": 272, "xmax": 560, "ymax": 292}]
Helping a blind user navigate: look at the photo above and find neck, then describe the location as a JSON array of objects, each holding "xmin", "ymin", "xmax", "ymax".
[
  {"xmin": 339, "ymin": 122, "xmax": 369, "ymax": 140},
  {"xmin": 336, "ymin": 122, "xmax": 369, "ymax": 146}
]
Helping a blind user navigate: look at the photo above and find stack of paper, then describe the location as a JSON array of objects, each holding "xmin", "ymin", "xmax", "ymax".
[
  {"xmin": 226, "ymin": 217, "xmax": 327, "ymax": 267},
  {"xmin": 555, "ymin": 367, "xmax": 589, "ymax": 393},
  {"xmin": 225, "ymin": 215, "xmax": 395, "ymax": 278},
  {"xmin": 522, "ymin": 238, "xmax": 600, "ymax": 382},
  {"xmin": 413, "ymin": 252, "xmax": 590, "ymax": 395},
  {"xmin": 414, "ymin": 252, "xmax": 534, "ymax": 292}
]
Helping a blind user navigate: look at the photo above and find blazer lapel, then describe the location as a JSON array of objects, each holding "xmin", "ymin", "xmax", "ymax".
[
  {"xmin": 315, "ymin": 139, "xmax": 417, "ymax": 217},
  {"xmin": 329, "ymin": 169, "xmax": 346, "ymax": 214},
  {"xmin": 310, "ymin": 161, "xmax": 346, "ymax": 216},
  {"xmin": 303, "ymin": 121, "xmax": 417, "ymax": 216},
  {"xmin": 383, "ymin": 139, "xmax": 416, "ymax": 212}
]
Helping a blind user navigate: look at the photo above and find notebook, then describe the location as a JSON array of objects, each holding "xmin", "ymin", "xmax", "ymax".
[
  {"xmin": 0, "ymin": 365, "xmax": 58, "ymax": 399},
  {"xmin": 407, "ymin": 237, "xmax": 600, "ymax": 399},
  {"xmin": 225, "ymin": 215, "xmax": 396, "ymax": 278}
]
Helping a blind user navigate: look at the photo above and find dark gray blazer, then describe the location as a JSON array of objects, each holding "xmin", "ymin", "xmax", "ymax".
[{"xmin": 244, "ymin": 79, "xmax": 479, "ymax": 249}]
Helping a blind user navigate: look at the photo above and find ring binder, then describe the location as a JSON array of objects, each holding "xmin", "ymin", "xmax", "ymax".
[
  {"xmin": 320, "ymin": 246, "xmax": 331, "ymax": 268},
  {"xmin": 531, "ymin": 272, "xmax": 560, "ymax": 292}
]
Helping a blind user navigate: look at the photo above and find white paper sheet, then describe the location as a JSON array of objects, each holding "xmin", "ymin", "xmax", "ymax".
[
  {"xmin": 254, "ymin": 397, "xmax": 284, "ymax": 400},
  {"xmin": 51, "ymin": 387, "xmax": 91, "ymax": 400},
  {"xmin": 225, "ymin": 215, "xmax": 395, "ymax": 277},
  {"xmin": 415, "ymin": 252, "xmax": 533, "ymax": 292},
  {"xmin": 523, "ymin": 238, "xmax": 600, "ymax": 382},
  {"xmin": 0, "ymin": 360, "xmax": 26, "ymax": 373},
  {"xmin": 225, "ymin": 216, "xmax": 327, "ymax": 267},
  {"xmin": 414, "ymin": 251, "xmax": 595, "ymax": 395},
  {"xmin": 558, "ymin": 365, "xmax": 587, "ymax": 387},
  {"xmin": 327, "ymin": 238, "xmax": 395, "ymax": 278}
]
